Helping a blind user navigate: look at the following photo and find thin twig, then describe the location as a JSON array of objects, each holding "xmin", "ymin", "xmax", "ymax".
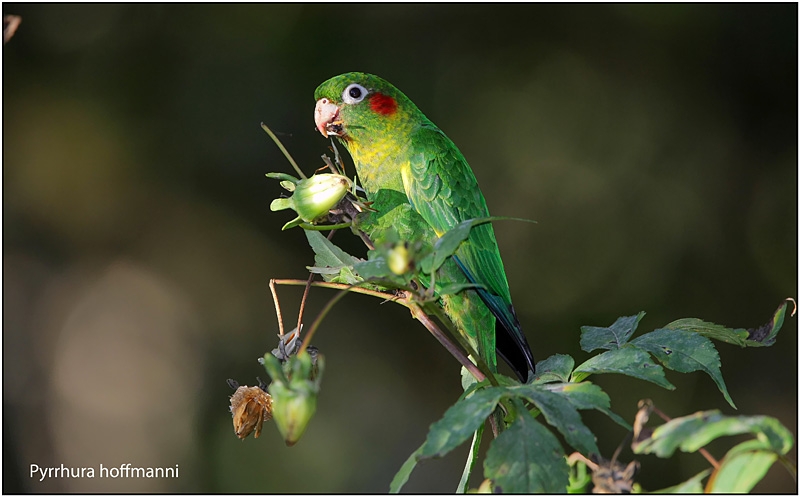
[
  {"xmin": 269, "ymin": 279, "xmax": 285, "ymax": 337},
  {"xmin": 261, "ymin": 123, "xmax": 307, "ymax": 180},
  {"xmin": 272, "ymin": 279, "xmax": 403, "ymax": 303},
  {"xmin": 298, "ymin": 288, "xmax": 351, "ymax": 355},
  {"xmin": 296, "ymin": 230, "xmax": 337, "ymax": 332},
  {"xmin": 275, "ymin": 278, "xmax": 487, "ymax": 383},
  {"xmin": 296, "ymin": 272, "xmax": 314, "ymax": 333}
]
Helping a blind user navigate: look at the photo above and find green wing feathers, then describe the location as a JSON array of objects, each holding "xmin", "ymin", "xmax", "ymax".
[{"xmin": 403, "ymin": 125, "xmax": 535, "ymax": 380}]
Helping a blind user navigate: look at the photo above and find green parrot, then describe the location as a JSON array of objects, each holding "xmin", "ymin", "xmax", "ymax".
[{"xmin": 313, "ymin": 72, "xmax": 535, "ymax": 382}]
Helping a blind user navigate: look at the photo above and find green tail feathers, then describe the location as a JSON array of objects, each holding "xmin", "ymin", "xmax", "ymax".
[{"xmin": 454, "ymin": 256, "xmax": 535, "ymax": 381}]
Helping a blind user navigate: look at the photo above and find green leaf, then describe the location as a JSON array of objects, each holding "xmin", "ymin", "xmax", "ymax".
[
  {"xmin": 305, "ymin": 230, "xmax": 359, "ymax": 267},
  {"xmin": 511, "ymin": 385, "xmax": 599, "ymax": 455},
  {"xmin": 543, "ymin": 382, "xmax": 631, "ymax": 430},
  {"xmin": 744, "ymin": 298, "xmax": 796, "ymax": 347},
  {"xmin": 664, "ymin": 317, "xmax": 750, "ymax": 347},
  {"xmin": 389, "ymin": 444, "xmax": 424, "ymax": 493},
  {"xmin": 663, "ymin": 299, "xmax": 797, "ymax": 348},
  {"xmin": 304, "ymin": 230, "xmax": 362, "ymax": 283},
  {"xmin": 270, "ymin": 197, "xmax": 293, "ymax": 211},
  {"xmin": 421, "ymin": 216, "xmax": 536, "ymax": 273},
  {"xmin": 651, "ymin": 469, "xmax": 711, "ymax": 493},
  {"xmin": 419, "ymin": 387, "xmax": 505, "ymax": 459},
  {"xmin": 631, "ymin": 328, "xmax": 735, "ymax": 409},
  {"xmin": 484, "ymin": 404, "xmax": 569, "ymax": 493},
  {"xmin": 709, "ymin": 441, "xmax": 778, "ymax": 493},
  {"xmin": 352, "ymin": 257, "xmax": 391, "ymax": 279},
  {"xmin": 566, "ymin": 457, "xmax": 592, "ymax": 493},
  {"xmin": 633, "ymin": 410, "xmax": 721, "ymax": 458},
  {"xmin": 580, "ymin": 312, "xmax": 645, "ymax": 352},
  {"xmin": 633, "ymin": 410, "xmax": 794, "ymax": 458},
  {"xmin": 266, "ymin": 172, "xmax": 300, "ymax": 183},
  {"xmin": 683, "ymin": 414, "xmax": 794, "ymax": 455},
  {"xmin": 456, "ymin": 425, "xmax": 483, "ymax": 493},
  {"xmin": 572, "ymin": 347, "xmax": 675, "ymax": 390},
  {"xmin": 532, "ymin": 354, "xmax": 575, "ymax": 384},
  {"xmin": 436, "ymin": 282, "xmax": 485, "ymax": 296},
  {"xmin": 281, "ymin": 217, "xmax": 304, "ymax": 230}
]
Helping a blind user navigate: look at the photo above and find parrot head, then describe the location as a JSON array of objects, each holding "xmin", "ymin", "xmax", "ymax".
[{"xmin": 314, "ymin": 72, "xmax": 423, "ymax": 144}]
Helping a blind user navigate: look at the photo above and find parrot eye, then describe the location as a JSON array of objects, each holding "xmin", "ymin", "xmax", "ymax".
[{"xmin": 342, "ymin": 83, "xmax": 368, "ymax": 105}]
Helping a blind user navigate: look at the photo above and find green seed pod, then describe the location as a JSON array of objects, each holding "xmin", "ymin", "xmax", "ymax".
[
  {"xmin": 292, "ymin": 174, "xmax": 352, "ymax": 222},
  {"xmin": 266, "ymin": 351, "xmax": 323, "ymax": 446},
  {"xmin": 268, "ymin": 380, "xmax": 317, "ymax": 447},
  {"xmin": 388, "ymin": 242, "xmax": 412, "ymax": 275}
]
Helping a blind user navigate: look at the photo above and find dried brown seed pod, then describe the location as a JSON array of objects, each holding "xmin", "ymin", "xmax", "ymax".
[{"xmin": 229, "ymin": 384, "xmax": 273, "ymax": 439}]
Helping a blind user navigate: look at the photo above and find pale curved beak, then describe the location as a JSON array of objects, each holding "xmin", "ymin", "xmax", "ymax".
[{"xmin": 314, "ymin": 98, "xmax": 340, "ymax": 138}]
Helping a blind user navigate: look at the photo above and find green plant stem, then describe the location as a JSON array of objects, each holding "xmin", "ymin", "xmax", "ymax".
[
  {"xmin": 299, "ymin": 221, "xmax": 353, "ymax": 231},
  {"xmin": 261, "ymin": 123, "xmax": 307, "ymax": 180},
  {"xmin": 297, "ymin": 287, "xmax": 351, "ymax": 356}
]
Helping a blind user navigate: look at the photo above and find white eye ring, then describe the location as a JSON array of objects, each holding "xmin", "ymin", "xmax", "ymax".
[{"xmin": 342, "ymin": 83, "xmax": 368, "ymax": 105}]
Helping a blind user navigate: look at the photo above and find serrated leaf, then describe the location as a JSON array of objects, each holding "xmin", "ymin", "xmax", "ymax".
[
  {"xmin": 484, "ymin": 405, "xmax": 569, "ymax": 493},
  {"xmin": 580, "ymin": 312, "xmax": 645, "ymax": 352},
  {"xmin": 419, "ymin": 387, "xmax": 505, "ymax": 459},
  {"xmin": 708, "ymin": 442, "xmax": 778, "ymax": 493},
  {"xmin": 572, "ymin": 347, "xmax": 675, "ymax": 390},
  {"xmin": 305, "ymin": 229, "xmax": 359, "ymax": 268},
  {"xmin": 631, "ymin": 328, "xmax": 735, "ymax": 409},
  {"xmin": 532, "ymin": 354, "xmax": 575, "ymax": 384},
  {"xmin": 651, "ymin": 469, "xmax": 711, "ymax": 493},
  {"xmin": 511, "ymin": 385, "xmax": 599, "ymax": 455},
  {"xmin": 543, "ymin": 382, "xmax": 631, "ymax": 430}
]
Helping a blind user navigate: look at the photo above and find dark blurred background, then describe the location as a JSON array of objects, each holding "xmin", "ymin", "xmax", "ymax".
[{"xmin": 3, "ymin": 3, "xmax": 797, "ymax": 493}]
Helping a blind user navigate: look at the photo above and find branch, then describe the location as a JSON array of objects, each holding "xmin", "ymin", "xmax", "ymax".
[
  {"xmin": 409, "ymin": 302, "xmax": 486, "ymax": 383},
  {"xmin": 273, "ymin": 278, "xmax": 488, "ymax": 383},
  {"xmin": 272, "ymin": 278, "xmax": 402, "ymax": 303}
]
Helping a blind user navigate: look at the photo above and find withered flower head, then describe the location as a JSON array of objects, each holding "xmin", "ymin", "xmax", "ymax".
[{"xmin": 229, "ymin": 383, "xmax": 273, "ymax": 440}]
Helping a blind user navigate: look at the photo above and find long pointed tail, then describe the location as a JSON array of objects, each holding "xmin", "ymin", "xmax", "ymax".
[{"xmin": 453, "ymin": 257, "xmax": 535, "ymax": 381}]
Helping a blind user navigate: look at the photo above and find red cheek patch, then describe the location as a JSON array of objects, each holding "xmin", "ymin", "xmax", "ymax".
[{"xmin": 369, "ymin": 93, "xmax": 398, "ymax": 116}]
